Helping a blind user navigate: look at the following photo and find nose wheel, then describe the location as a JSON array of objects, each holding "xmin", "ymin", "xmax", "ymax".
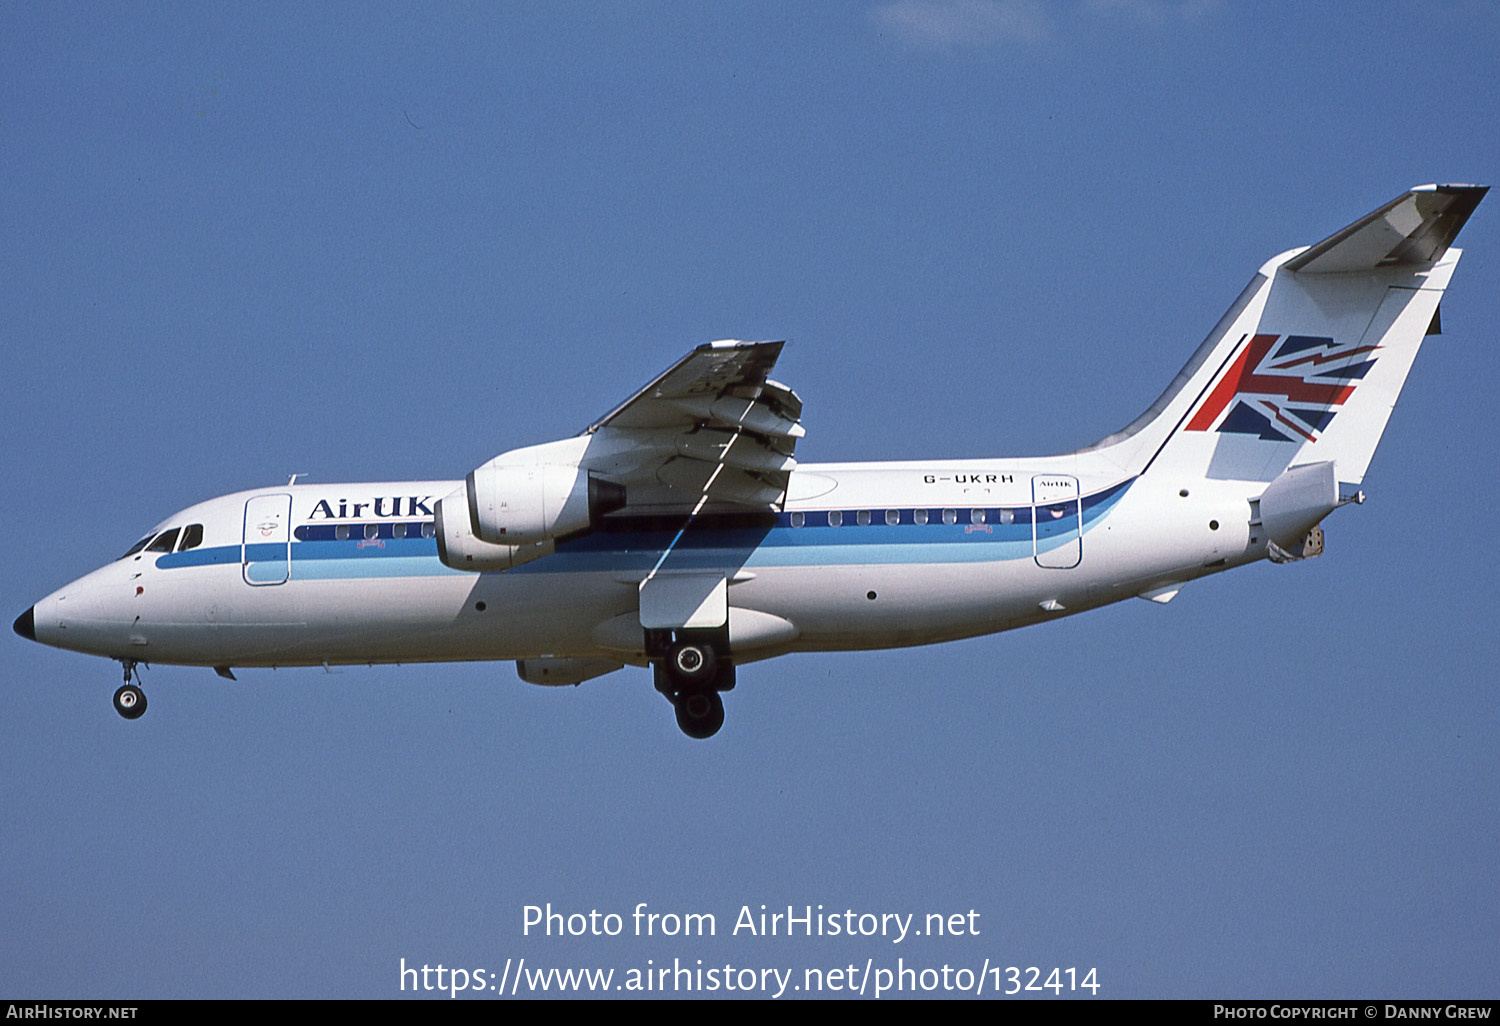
[{"xmin": 113, "ymin": 660, "xmax": 147, "ymax": 720}]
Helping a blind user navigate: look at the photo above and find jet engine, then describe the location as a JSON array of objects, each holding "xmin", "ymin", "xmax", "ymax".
[
  {"xmin": 466, "ymin": 463, "xmax": 625, "ymax": 545},
  {"xmin": 433, "ymin": 460, "xmax": 626, "ymax": 572},
  {"xmin": 433, "ymin": 492, "xmax": 556, "ymax": 572}
]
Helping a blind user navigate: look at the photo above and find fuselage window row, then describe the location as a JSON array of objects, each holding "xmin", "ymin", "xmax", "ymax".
[
  {"xmin": 142, "ymin": 506, "xmax": 1059, "ymax": 563},
  {"xmin": 303, "ymin": 522, "xmax": 438, "ymax": 543},
  {"xmin": 790, "ymin": 507, "xmax": 1047, "ymax": 528}
]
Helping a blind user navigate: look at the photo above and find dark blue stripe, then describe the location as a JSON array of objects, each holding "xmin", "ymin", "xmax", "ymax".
[{"xmin": 295, "ymin": 522, "xmax": 434, "ymax": 542}]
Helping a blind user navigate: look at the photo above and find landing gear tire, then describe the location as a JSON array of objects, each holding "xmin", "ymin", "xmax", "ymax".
[
  {"xmin": 674, "ymin": 689, "xmax": 724, "ymax": 739},
  {"xmin": 668, "ymin": 641, "xmax": 717, "ymax": 687},
  {"xmin": 113, "ymin": 683, "xmax": 147, "ymax": 720}
]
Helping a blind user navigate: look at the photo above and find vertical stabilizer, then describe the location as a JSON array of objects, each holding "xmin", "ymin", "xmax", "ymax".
[{"xmin": 1083, "ymin": 185, "xmax": 1485, "ymax": 487}]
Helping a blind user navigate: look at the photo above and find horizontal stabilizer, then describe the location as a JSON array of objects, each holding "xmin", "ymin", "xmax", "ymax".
[{"xmin": 1284, "ymin": 184, "xmax": 1487, "ymax": 273}]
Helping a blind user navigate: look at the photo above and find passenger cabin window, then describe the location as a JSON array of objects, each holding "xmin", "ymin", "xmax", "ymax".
[
  {"xmin": 364, "ymin": 524, "xmax": 379, "ymax": 540},
  {"xmin": 335, "ymin": 525, "xmax": 350, "ymax": 541},
  {"xmin": 178, "ymin": 524, "xmax": 204, "ymax": 551},
  {"xmin": 828, "ymin": 511, "xmax": 843, "ymax": 527},
  {"xmin": 942, "ymin": 508, "xmax": 957, "ymax": 525},
  {"xmin": 857, "ymin": 510, "xmax": 871, "ymax": 526},
  {"xmin": 147, "ymin": 528, "xmax": 180, "ymax": 553},
  {"xmin": 914, "ymin": 509, "xmax": 929, "ymax": 525},
  {"xmin": 790, "ymin": 512, "xmax": 805, "ymax": 528},
  {"xmin": 885, "ymin": 509, "xmax": 900, "ymax": 526},
  {"xmin": 393, "ymin": 523, "xmax": 407, "ymax": 539},
  {"xmin": 421, "ymin": 522, "xmax": 435, "ymax": 538},
  {"xmin": 971, "ymin": 509, "xmax": 985, "ymax": 525}
]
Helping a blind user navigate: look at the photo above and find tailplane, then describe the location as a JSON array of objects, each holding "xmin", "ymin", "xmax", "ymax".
[{"xmin": 1085, "ymin": 185, "xmax": 1486, "ymax": 487}]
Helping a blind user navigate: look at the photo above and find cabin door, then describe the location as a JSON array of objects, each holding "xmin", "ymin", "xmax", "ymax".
[
  {"xmin": 242, "ymin": 494, "xmax": 292, "ymax": 585},
  {"xmin": 1032, "ymin": 475, "xmax": 1081, "ymax": 569}
]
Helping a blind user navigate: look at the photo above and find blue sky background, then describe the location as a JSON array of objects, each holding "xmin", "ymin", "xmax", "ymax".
[{"xmin": 3, "ymin": 1, "xmax": 1497, "ymax": 999}]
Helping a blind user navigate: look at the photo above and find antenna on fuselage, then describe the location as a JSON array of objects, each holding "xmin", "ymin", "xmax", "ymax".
[{"xmin": 288, "ymin": 473, "xmax": 307, "ymax": 486}]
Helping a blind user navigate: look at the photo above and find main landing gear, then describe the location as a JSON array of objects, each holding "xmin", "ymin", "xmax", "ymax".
[
  {"xmin": 113, "ymin": 659, "xmax": 147, "ymax": 720},
  {"xmin": 648, "ymin": 629, "xmax": 733, "ymax": 739}
]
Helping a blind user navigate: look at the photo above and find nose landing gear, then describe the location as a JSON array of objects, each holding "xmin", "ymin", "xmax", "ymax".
[{"xmin": 113, "ymin": 660, "xmax": 147, "ymax": 720}]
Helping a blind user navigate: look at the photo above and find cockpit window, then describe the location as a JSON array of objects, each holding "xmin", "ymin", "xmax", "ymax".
[
  {"xmin": 120, "ymin": 534, "xmax": 154, "ymax": 560},
  {"xmin": 147, "ymin": 528, "xmax": 180, "ymax": 553},
  {"xmin": 178, "ymin": 524, "xmax": 204, "ymax": 551}
]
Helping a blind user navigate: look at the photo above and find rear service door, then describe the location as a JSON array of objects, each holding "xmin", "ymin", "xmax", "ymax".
[
  {"xmin": 243, "ymin": 494, "xmax": 292, "ymax": 585},
  {"xmin": 1033, "ymin": 475, "xmax": 1081, "ymax": 569}
]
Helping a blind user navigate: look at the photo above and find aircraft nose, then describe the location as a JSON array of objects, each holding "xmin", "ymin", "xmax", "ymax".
[{"xmin": 14, "ymin": 606, "xmax": 36, "ymax": 642}]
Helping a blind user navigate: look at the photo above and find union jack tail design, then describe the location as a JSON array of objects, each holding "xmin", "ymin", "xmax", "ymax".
[
  {"xmin": 1185, "ymin": 333, "xmax": 1378, "ymax": 444},
  {"xmin": 1079, "ymin": 185, "xmax": 1482, "ymax": 487}
]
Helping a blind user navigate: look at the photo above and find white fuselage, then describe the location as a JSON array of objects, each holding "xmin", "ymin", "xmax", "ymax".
[{"xmin": 26, "ymin": 458, "xmax": 1262, "ymax": 671}]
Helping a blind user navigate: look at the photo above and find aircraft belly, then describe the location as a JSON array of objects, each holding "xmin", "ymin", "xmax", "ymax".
[
  {"xmin": 217, "ymin": 571, "xmax": 636, "ymax": 666},
  {"xmin": 731, "ymin": 561, "xmax": 1074, "ymax": 650}
]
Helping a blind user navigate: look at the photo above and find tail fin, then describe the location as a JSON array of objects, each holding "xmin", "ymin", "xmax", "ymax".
[{"xmin": 1086, "ymin": 184, "xmax": 1486, "ymax": 487}]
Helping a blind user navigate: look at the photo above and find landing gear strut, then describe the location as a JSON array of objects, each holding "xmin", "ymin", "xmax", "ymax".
[
  {"xmin": 113, "ymin": 660, "xmax": 147, "ymax": 720},
  {"xmin": 649, "ymin": 628, "xmax": 732, "ymax": 739}
]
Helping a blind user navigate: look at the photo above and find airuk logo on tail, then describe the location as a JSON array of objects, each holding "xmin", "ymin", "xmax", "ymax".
[{"xmin": 1185, "ymin": 333, "xmax": 1379, "ymax": 443}]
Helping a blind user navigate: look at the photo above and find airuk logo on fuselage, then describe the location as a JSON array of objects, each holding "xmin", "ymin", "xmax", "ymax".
[
  {"xmin": 1186, "ymin": 333, "xmax": 1378, "ymax": 443},
  {"xmin": 306, "ymin": 497, "xmax": 436, "ymax": 521}
]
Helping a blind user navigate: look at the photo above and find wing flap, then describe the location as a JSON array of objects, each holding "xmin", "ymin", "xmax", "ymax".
[
  {"xmin": 583, "ymin": 340, "xmax": 803, "ymax": 511},
  {"xmin": 656, "ymin": 457, "xmax": 786, "ymax": 506}
]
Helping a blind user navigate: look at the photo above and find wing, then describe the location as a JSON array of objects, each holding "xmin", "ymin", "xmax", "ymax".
[{"xmin": 580, "ymin": 340, "xmax": 804, "ymax": 512}]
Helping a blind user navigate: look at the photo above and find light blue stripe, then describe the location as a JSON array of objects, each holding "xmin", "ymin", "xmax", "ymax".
[
  {"xmin": 290, "ymin": 557, "xmax": 469, "ymax": 580},
  {"xmin": 245, "ymin": 561, "xmax": 289, "ymax": 584}
]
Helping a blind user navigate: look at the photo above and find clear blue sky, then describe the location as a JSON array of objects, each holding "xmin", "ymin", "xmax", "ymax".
[{"xmin": 3, "ymin": 1, "xmax": 1496, "ymax": 999}]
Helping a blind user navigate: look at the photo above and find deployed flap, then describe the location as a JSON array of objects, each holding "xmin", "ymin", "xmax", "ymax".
[
  {"xmin": 1284, "ymin": 184, "xmax": 1487, "ymax": 273},
  {"xmin": 582, "ymin": 341, "xmax": 802, "ymax": 511},
  {"xmin": 639, "ymin": 573, "xmax": 728, "ymax": 630}
]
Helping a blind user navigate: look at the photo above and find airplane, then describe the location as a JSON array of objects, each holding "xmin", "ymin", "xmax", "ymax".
[{"xmin": 14, "ymin": 184, "xmax": 1486, "ymax": 738}]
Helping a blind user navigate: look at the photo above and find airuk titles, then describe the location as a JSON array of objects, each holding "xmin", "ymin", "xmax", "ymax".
[{"xmin": 307, "ymin": 497, "xmax": 437, "ymax": 520}]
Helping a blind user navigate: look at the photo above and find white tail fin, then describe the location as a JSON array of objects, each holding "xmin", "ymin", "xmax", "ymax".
[{"xmin": 1084, "ymin": 185, "xmax": 1485, "ymax": 487}]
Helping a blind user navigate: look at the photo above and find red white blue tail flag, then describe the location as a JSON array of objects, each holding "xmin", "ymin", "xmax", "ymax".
[{"xmin": 1184, "ymin": 333, "xmax": 1379, "ymax": 444}]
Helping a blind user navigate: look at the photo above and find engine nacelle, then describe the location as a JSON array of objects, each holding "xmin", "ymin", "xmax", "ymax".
[
  {"xmin": 434, "ymin": 491, "xmax": 554, "ymax": 572},
  {"xmin": 466, "ymin": 463, "xmax": 625, "ymax": 546}
]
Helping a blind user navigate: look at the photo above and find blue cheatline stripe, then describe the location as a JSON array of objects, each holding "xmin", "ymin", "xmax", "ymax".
[
  {"xmin": 154, "ymin": 478, "xmax": 1134, "ymax": 579},
  {"xmin": 156, "ymin": 546, "xmax": 240, "ymax": 569},
  {"xmin": 290, "ymin": 557, "xmax": 469, "ymax": 580}
]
